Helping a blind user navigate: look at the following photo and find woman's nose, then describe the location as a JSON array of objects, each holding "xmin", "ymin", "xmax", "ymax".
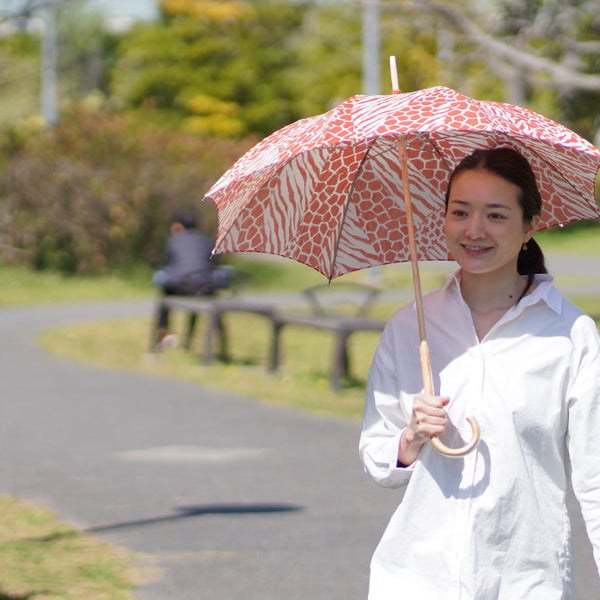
[{"xmin": 465, "ymin": 214, "xmax": 485, "ymax": 238}]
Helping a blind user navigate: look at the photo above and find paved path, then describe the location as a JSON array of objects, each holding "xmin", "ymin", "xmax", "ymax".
[
  {"xmin": 0, "ymin": 299, "xmax": 396, "ymax": 599},
  {"xmin": 0, "ymin": 257, "xmax": 599, "ymax": 599}
]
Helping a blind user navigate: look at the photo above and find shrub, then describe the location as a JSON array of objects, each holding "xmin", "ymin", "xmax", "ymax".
[{"xmin": 0, "ymin": 108, "xmax": 255, "ymax": 274}]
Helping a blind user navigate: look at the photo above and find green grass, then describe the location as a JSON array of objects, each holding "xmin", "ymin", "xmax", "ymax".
[
  {"xmin": 0, "ymin": 265, "xmax": 153, "ymax": 306},
  {"xmin": 536, "ymin": 224, "xmax": 600, "ymax": 254},
  {"xmin": 0, "ymin": 495, "xmax": 154, "ymax": 600},
  {"xmin": 0, "ymin": 224, "xmax": 595, "ymax": 305}
]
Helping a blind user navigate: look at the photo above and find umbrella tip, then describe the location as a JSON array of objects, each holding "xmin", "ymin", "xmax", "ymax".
[{"xmin": 389, "ymin": 56, "xmax": 401, "ymax": 93}]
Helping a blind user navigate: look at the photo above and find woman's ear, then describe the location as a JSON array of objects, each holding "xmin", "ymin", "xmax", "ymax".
[{"xmin": 524, "ymin": 215, "xmax": 541, "ymax": 242}]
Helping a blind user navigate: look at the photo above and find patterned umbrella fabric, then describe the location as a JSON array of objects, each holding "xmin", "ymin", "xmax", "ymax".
[{"xmin": 205, "ymin": 86, "xmax": 600, "ymax": 280}]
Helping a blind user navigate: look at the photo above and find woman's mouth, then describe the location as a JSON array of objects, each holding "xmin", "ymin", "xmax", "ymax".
[{"xmin": 461, "ymin": 244, "xmax": 492, "ymax": 255}]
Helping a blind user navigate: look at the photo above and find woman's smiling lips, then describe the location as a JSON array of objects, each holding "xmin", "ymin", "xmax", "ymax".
[{"xmin": 461, "ymin": 243, "xmax": 493, "ymax": 255}]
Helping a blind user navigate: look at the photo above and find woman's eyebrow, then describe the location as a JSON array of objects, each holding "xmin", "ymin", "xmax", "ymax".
[{"xmin": 448, "ymin": 199, "xmax": 512, "ymax": 210}]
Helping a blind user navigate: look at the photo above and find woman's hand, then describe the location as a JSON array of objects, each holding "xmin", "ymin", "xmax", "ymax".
[{"xmin": 397, "ymin": 394, "xmax": 449, "ymax": 467}]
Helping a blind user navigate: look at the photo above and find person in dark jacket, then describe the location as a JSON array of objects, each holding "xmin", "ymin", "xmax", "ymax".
[{"xmin": 152, "ymin": 207, "xmax": 233, "ymax": 347}]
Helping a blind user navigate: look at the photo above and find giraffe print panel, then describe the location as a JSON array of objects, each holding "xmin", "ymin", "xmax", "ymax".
[{"xmin": 205, "ymin": 87, "xmax": 600, "ymax": 280}]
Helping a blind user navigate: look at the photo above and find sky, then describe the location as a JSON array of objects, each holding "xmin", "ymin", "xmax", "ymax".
[
  {"xmin": 0, "ymin": 0, "xmax": 158, "ymax": 33},
  {"xmin": 0, "ymin": 0, "xmax": 158, "ymax": 20},
  {"xmin": 86, "ymin": 0, "xmax": 158, "ymax": 20}
]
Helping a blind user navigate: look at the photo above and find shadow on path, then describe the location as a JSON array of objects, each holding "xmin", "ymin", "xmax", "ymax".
[
  {"xmin": 87, "ymin": 503, "xmax": 303, "ymax": 535},
  {"xmin": 29, "ymin": 503, "xmax": 302, "ymax": 544}
]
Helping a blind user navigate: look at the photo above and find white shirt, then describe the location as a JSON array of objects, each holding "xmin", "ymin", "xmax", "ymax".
[{"xmin": 359, "ymin": 272, "xmax": 600, "ymax": 600}]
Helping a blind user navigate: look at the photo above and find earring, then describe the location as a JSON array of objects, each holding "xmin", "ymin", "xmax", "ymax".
[{"xmin": 522, "ymin": 242, "xmax": 528, "ymax": 251}]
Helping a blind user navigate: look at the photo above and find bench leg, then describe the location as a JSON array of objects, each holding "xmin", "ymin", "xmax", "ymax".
[
  {"xmin": 202, "ymin": 313, "xmax": 227, "ymax": 364},
  {"xmin": 269, "ymin": 322, "xmax": 284, "ymax": 372},
  {"xmin": 332, "ymin": 331, "xmax": 351, "ymax": 390},
  {"xmin": 216, "ymin": 315, "xmax": 228, "ymax": 360},
  {"xmin": 149, "ymin": 298, "xmax": 167, "ymax": 352},
  {"xmin": 184, "ymin": 312, "xmax": 198, "ymax": 350}
]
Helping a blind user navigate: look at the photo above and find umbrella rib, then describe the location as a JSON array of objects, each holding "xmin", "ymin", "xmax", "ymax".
[
  {"xmin": 425, "ymin": 130, "xmax": 597, "ymax": 216},
  {"xmin": 507, "ymin": 137, "xmax": 600, "ymax": 219},
  {"xmin": 423, "ymin": 134, "xmax": 455, "ymax": 171},
  {"xmin": 212, "ymin": 149, "xmax": 317, "ymax": 256},
  {"xmin": 326, "ymin": 138, "xmax": 378, "ymax": 281}
]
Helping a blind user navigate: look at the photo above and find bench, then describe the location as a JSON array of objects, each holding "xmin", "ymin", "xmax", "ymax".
[
  {"xmin": 150, "ymin": 294, "xmax": 276, "ymax": 363},
  {"xmin": 268, "ymin": 282, "xmax": 387, "ymax": 390},
  {"xmin": 150, "ymin": 281, "xmax": 388, "ymax": 391}
]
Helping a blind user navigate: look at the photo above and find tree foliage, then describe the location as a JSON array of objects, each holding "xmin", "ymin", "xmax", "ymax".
[
  {"xmin": 281, "ymin": 1, "xmax": 440, "ymax": 115},
  {"xmin": 383, "ymin": 0, "xmax": 600, "ymax": 140},
  {"xmin": 0, "ymin": 0, "xmax": 598, "ymax": 276},
  {"xmin": 108, "ymin": 0, "xmax": 445, "ymax": 136},
  {"xmin": 110, "ymin": 0, "xmax": 312, "ymax": 137}
]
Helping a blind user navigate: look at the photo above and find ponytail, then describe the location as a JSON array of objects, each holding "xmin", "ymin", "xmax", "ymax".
[{"xmin": 517, "ymin": 238, "xmax": 547, "ymax": 276}]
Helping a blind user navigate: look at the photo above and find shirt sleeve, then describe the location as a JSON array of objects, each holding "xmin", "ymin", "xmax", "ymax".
[
  {"xmin": 359, "ymin": 318, "xmax": 416, "ymax": 488},
  {"xmin": 566, "ymin": 315, "xmax": 600, "ymax": 576}
]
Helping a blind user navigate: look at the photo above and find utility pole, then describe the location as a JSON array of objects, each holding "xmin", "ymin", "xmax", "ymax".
[
  {"xmin": 362, "ymin": 1, "xmax": 381, "ymax": 95},
  {"xmin": 40, "ymin": 3, "xmax": 58, "ymax": 125}
]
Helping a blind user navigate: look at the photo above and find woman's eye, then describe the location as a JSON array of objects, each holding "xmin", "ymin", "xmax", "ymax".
[{"xmin": 489, "ymin": 213, "xmax": 507, "ymax": 220}]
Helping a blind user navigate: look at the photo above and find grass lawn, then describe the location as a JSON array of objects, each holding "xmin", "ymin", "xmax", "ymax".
[
  {"xmin": 40, "ymin": 311, "xmax": 389, "ymax": 421},
  {"xmin": 33, "ymin": 225, "xmax": 600, "ymax": 423},
  {"xmin": 37, "ymin": 225, "xmax": 600, "ymax": 422},
  {"xmin": 535, "ymin": 225, "xmax": 600, "ymax": 253},
  {"xmin": 0, "ymin": 495, "xmax": 154, "ymax": 600},
  {"xmin": 0, "ymin": 266, "xmax": 154, "ymax": 306}
]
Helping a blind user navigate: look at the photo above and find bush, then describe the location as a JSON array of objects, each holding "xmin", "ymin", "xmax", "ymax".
[{"xmin": 0, "ymin": 108, "xmax": 256, "ymax": 274}]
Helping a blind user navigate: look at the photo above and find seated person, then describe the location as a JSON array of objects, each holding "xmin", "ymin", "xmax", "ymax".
[{"xmin": 152, "ymin": 207, "xmax": 234, "ymax": 348}]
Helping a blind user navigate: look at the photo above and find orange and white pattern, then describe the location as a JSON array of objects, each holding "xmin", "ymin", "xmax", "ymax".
[{"xmin": 205, "ymin": 86, "xmax": 600, "ymax": 280}]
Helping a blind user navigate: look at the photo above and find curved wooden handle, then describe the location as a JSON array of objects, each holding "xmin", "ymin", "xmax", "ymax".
[
  {"xmin": 419, "ymin": 341, "xmax": 480, "ymax": 458},
  {"xmin": 431, "ymin": 416, "xmax": 480, "ymax": 457}
]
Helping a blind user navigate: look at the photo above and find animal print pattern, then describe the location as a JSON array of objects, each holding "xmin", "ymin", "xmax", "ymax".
[{"xmin": 205, "ymin": 86, "xmax": 600, "ymax": 279}]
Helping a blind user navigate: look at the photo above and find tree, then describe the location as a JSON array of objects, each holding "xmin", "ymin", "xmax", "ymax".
[
  {"xmin": 0, "ymin": 1, "xmax": 119, "ymax": 126},
  {"xmin": 109, "ymin": 0, "xmax": 444, "ymax": 137},
  {"xmin": 110, "ymin": 0, "xmax": 312, "ymax": 137},
  {"xmin": 375, "ymin": 0, "xmax": 600, "ymax": 140},
  {"xmin": 282, "ymin": 1, "xmax": 440, "ymax": 115}
]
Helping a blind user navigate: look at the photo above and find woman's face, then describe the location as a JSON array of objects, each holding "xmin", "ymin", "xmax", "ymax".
[{"xmin": 443, "ymin": 168, "xmax": 539, "ymax": 278}]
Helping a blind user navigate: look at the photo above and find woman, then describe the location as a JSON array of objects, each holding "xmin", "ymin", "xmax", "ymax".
[{"xmin": 359, "ymin": 147, "xmax": 600, "ymax": 599}]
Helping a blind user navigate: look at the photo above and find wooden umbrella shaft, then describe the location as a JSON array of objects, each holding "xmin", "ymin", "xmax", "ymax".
[
  {"xmin": 398, "ymin": 138, "xmax": 435, "ymax": 395},
  {"xmin": 397, "ymin": 137, "xmax": 480, "ymax": 457}
]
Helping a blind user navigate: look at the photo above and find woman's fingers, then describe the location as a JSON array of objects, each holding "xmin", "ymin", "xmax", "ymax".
[
  {"xmin": 412, "ymin": 394, "xmax": 449, "ymax": 436},
  {"xmin": 398, "ymin": 396, "xmax": 450, "ymax": 466}
]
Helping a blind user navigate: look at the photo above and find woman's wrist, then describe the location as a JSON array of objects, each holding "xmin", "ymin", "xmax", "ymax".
[{"xmin": 397, "ymin": 427, "xmax": 426, "ymax": 467}]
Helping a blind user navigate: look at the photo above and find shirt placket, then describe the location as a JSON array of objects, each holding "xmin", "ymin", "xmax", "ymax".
[{"xmin": 448, "ymin": 344, "xmax": 484, "ymax": 600}]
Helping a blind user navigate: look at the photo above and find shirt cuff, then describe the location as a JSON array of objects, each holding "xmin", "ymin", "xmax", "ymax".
[{"xmin": 392, "ymin": 430, "xmax": 417, "ymax": 472}]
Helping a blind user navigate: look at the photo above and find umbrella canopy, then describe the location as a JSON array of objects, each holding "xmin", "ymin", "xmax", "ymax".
[
  {"xmin": 206, "ymin": 86, "xmax": 600, "ymax": 280},
  {"xmin": 205, "ymin": 85, "xmax": 600, "ymax": 457}
]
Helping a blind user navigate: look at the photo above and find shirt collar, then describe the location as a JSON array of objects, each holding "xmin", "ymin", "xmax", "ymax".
[{"xmin": 442, "ymin": 270, "xmax": 561, "ymax": 315}]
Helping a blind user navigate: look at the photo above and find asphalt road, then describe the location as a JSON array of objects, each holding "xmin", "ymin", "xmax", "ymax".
[
  {"xmin": 0, "ymin": 298, "xmax": 397, "ymax": 599},
  {"xmin": 0, "ymin": 258, "xmax": 599, "ymax": 599}
]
